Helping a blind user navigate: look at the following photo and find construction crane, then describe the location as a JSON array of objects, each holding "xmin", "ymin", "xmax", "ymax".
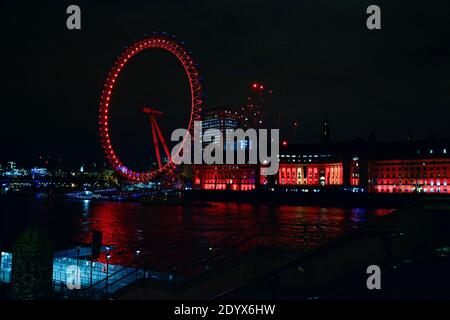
[{"xmin": 239, "ymin": 82, "xmax": 272, "ymax": 129}]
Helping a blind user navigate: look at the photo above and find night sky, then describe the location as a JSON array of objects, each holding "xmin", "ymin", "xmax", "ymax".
[{"xmin": 1, "ymin": 0, "xmax": 450, "ymax": 170}]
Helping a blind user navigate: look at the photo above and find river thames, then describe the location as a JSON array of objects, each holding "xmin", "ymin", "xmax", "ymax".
[{"xmin": 0, "ymin": 196, "xmax": 393, "ymax": 274}]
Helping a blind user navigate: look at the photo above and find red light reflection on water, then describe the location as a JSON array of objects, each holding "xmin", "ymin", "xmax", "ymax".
[
  {"xmin": 373, "ymin": 209, "xmax": 395, "ymax": 217},
  {"xmin": 75, "ymin": 202, "xmax": 394, "ymax": 271}
]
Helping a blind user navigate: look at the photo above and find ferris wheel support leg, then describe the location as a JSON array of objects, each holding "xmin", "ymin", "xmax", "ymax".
[
  {"xmin": 150, "ymin": 116, "xmax": 163, "ymax": 169},
  {"xmin": 153, "ymin": 117, "xmax": 172, "ymax": 161}
]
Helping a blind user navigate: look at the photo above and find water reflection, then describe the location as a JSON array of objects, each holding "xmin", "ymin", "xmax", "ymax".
[
  {"xmin": 75, "ymin": 202, "xmax": 393, "ymax": 269},
  {"xmin": 1, "ymin": 198, "xmax": 394, "ymax": 273},
  {"xmin": 80, "ymin": 200, "xmax": 90, "ymax": 233}
]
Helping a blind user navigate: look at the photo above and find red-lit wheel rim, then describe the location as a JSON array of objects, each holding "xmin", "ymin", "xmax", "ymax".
[{"xmin": 99, "ymin": 35, "xmax": 203, "ymax": 182}]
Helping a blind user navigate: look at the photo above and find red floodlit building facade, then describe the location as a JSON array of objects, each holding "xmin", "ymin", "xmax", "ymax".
[
  {"xmin": 192, "ymin": 104, "xmax": 450, "ymax": 194},
  {"xmin": 367, "ymin": 141, "xmax": 450, "ymax": 194},
  {"xmin": 193, "ymin": 165, "xmax": 259, "ymax": 191},
  {"xmin": 369, "ymin": 158, "xmax": 450, "ymax": 194},
  {"xmin": 193, "ymin": 139, "xmax": 450, "ymax": 193},
  {"xmin": 278, "ymin": 163, "xmax": 343, "ymax": 186},
  {"xmin": 275, "ymin": 141, "xmax": 364, "ymax": 189},
  {"xmin": 193, "ymin": 106, "xmax": 260, "ymax": 191}
]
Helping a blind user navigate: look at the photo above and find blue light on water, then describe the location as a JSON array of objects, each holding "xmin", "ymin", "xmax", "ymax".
[{"xmin": 350, "ymin": 208, "xmax": 367, "ymax": 223}]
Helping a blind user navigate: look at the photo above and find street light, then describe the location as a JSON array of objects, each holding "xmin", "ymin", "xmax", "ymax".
[
  {"xmin": 135, "ymin": 249, "xmax": 141, "ymax": 267},
  {"xmin": 135, "ymin": 250, "xmax": 142, "ymax": 278},
  {"xmin": 106, "ymin": 254, "xmax": 111, "ymax": 289}
]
